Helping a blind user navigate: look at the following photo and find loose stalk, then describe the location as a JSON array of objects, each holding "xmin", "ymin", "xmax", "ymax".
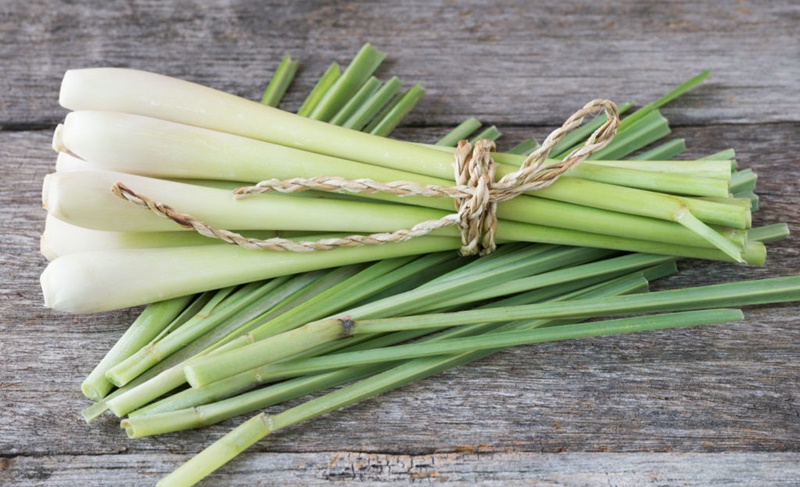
[{"xmin": 260, "ymin": 54, "xmax": 299, "ymax": 107}]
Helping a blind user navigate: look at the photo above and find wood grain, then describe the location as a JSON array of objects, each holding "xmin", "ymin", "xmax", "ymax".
[{"xmin": 1, "ymin": 0, "xmax": 799, "ymax": 485}]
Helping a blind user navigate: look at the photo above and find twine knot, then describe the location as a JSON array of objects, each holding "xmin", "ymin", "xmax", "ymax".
[{"xmin": 112, "ymin": 99, "xmax": 620, "ymax": 255}]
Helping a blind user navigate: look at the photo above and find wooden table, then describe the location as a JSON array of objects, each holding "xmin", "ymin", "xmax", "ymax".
[{"xmin": 2, "ymin": 1, "xmax": 799, "ymax": 485}]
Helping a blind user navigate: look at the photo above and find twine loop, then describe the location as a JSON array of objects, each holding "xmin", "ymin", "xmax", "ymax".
[{"xmin": 112, "ymin": 99, "xmax": 620, "ymax": 255}]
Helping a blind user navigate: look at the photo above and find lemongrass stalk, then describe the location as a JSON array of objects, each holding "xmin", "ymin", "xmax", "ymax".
[
  {"xmin": 163, "ymin": 287, "xmax": 727, "ymax": 487},
  {"xmin": 54, "ymin": 151, "xmax": 86, "ymax": 172},
  {"xmin": 105, "ymin": 253, "xmax": 459, "ymax": 418},
  {"xmin": 56, "ymin": 68, "xmax": 671, "ymax": 185},
  {"xmin": 296, "ymin": 63, "xmax": 340, "ymax": 117},
  {"xmin": 328, "ymin": 76, "xmax": 381, "ymax": 125},
  {"xmin": 156, "ymin": 413, "xmax": 270, "ymax": 487},
  {"xmin": 43, "ymin": 160, "xmax": 746, "ymax": 255},
  {"xmin": 590, "ymin": 110, "xmax": 672, "ymax": 160},
  {"xmin": 40, "ymin": 215, "xmax": 312, "ymax": 260},
  {"xmin": 199, "ymin": 309, "xmax": 748, "ymax": 386},
  {"xmin": 131, "ymin": 262, "xmax": 652, "ymax": 427},
  {"xmin": 436, "ymin": 118, "xmax": 482, "ymax": 146},
  {"xmin": 80, "ymin": 295, "xmax": 193, "ymax": 400},
  {"xmin": 701, "ymin": 148, "xmax": 736, "ymax": 162},
  {"xmin": 41, "ymin": 234, "xmax": 459, "ymax": 313},
  {"xmin": 584, "ymin": 159, "xmax": 731, "ymax": 180},
  {"xmin": 43, "ymin": 169, "xmax": 452, "ymax": 233},
  {"xmin": 468, "ymin": 125, "xmax": 501, "ymax": 144},
  {"xmin": 507, "ymin": 138, "xmax": 539, "ymax": 155},
  {"xmin": 308, "ymin": 43, "xmax": 386, "ymax": 121},
  {"xmin": 180, "ymin": 246, "xmax": 622, "ymax": 387},
  {"xmin": 57, "ymin": 111, "xmax": 748, "ymax": 234},
  {"xmin": 621, "ymin": 71, "xmax": 711, "ymax": 133},
  {"xmin": 731, "ymin": 169, "xmax": 757, "ymax": 194},
  {"xmin": 565, "ymin": 164, "xmax": 729, "ymax": 197},
  {"xmin": 354, "ymin": 274, "xmax": 800, "ymax": 334},
  {"xmin": 549, "ymin": 101, "xmax": 635, "ymax": 158},
  {"xmin": 44, "ymin": 164, "xmax": 746, "ymax": 258},
  {"xmin": 629, "ymin": 139, "xmax": 687, "ymax": 160},
  {"xmin": 260, "ymin": 54, "xmax": 299, "ymax": 107},
  {"xmin": 749, "ymin": 223, "xmax": 790, "ymax": 243},
  {"xmin": 96, "ymin": 271, "xmax": 329, "ymax": 419},
  {"xmin": 341, "ymin": 76, "xmax": 401, "ymax": 130},
  {"xmin": 185, "ymin": 273, "xmax": 800, "ymax": 387},
  {"xmin": 368, "ymin": 83, "xmax": 426, "ymax": 136}
]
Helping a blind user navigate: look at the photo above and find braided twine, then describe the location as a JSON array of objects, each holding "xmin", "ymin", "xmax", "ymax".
[{"xmin": 112, "ymin": 99, "xmax": 620, "ymax": 256}]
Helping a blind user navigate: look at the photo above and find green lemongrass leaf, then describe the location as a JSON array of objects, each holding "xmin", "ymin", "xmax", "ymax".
[
  {"xmin": 129, "ymin": 263, "xmax": 651, "ymax": 428},
  {"xmin": 590, "ymin": 110, "xmax": 672, "ymax": 160},
  {"xmin": 213, "ymin": 309, "xmax": 745, "ymax": 382},
  {"xmin": 80, "ymin": 295, "xmax": 194, "ymax": 401},
  {"xmin": 436, "ymin": 118, "xmax": 482, "ymax": 147},
  {"xmin": 550, "ymin": 101, "xmax": 635, "ymax": 158},
  {"xmin": 58, "ymin": 111, "xmax": 747, "ymax": 241},
  {"xmin": 507, "ymin": 138, "xmax": 540, "ymax": 155},
  {"xmin": 731, "ymin": 169, "xmax": 758, "ymax": 194},
  {"xmin": 469, "ymin": 125, "xmax": 502, "ymax": 144},
  {"xmin": 328, "ymin": 76, "xmax": 381, "ymax": 125},
  {"xmin": 368, "ymin": 83, "xmax": 426, "ymax": 136},
  {"xmin": 354, "ymin": 275, "xmax": 800, "ymax": 334},
  {"xmin": 749, "ymin": 223, "xmax": 790, "ymax": 243},
  {"xmin": 629, "ymin": 138, "xmax": 687, "ymax": 160},
  {"xmin": 583, "ymin": 159, "xmax": 731, "ymax": 181},
  {"xmin": 260, "ymin": 53, "xmax": 299, "ymax": 107},
  {"xmin": 617, "ymin": 70, "xmax": 710, "ymax": 132},
  {"xmin": 156, "ymin": 413, "xmax": 271, "ymax": 487},
  {"xmin": 341, "ymin": 76, "xmax": 401, "ymax": 130},
  {"xmin": 296, "ymin": 63, "xmax": 340, "ymax": 117},
  {"xmin": 156, "ymin": 275, "xmax": 675, "ymax": 487},
  {"xmin": 309, "ymin": 43, "xmax": 386, "ymax": 121}
]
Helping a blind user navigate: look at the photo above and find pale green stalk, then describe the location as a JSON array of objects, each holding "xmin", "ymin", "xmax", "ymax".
[
  {"xmin": 368, "ymin": 83, "xmax": 426, "ymax": 136},
  {"xmin": 469, "ymin": 125, "xmax": 501, "ymax": 143},
  {"xmin": 128, "ymin": 262, "xmax": 653, "ymax": 431},
  {"xmin": 260, "ymin": 53, "xmax": 299, "ymax": 107},
  {"xmin": 328, "ymin": 76, "xmax": 381, "ymax": 125},
  {"xmin": 308, "ymin": 43, "xmax": 386, "ymax": 121},
  {"xmin": 180, "ymin": 246, "xmax": 620, "ymax": 387},
  {"xmin": 354, "ymin": 275, "xmax": 800, "ymax": 333},
  {"xmin": 435, "ymin": 118, "xmax": 481, "ymax": 146},
  {"xmin": 549, "ymin": 101, "xmax": 635, "ymax": 158},
  {"xmin": 341, "ymin": 76, "xmax": 401, "ymax": 130},
  {"xmin": 590, "ymin": 110, "xmax": 672, "ymax": 160},
  {"xmin": 615, "ymin": 70, "xmax": 709, "ymax": 133},
  {"xmin": 507, "ymin": 138, "xmax": 539, "ymax": 155},
  {"xmin": 80, "ymin": 295, "xmax": 193, "ymax": 400},
  {"xmin": 629, "ymin": 139, "xmax": 687, "ymax": 160},
  {"xmin": 44, "ymin": 164, "xmax": 750, "ymax": 259},
  {"xmin": 184, "ymin": 273, "xmax": 800, "ymax": 387},
  {"xmin": 41, "ymin": 234, "xmax": 459, "ymax": 313},
  {"xmin": 57, "ymin": 111, "xmax": 748, "ymax": 242},
  {"xmin": 296, "ymin": 63, "xmax": 340, "ymax": 116},
  {"xmin": 101, "ymin": 254, "xmax": 456, "ymax": 417}
]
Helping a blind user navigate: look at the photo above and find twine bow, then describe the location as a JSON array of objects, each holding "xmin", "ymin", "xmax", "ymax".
[{"xmin": 113, "ymin": 99, "xmax": 620, "ymax": 255}]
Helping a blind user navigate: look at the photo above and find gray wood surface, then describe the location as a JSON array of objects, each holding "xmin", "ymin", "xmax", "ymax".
[{"xmin": 2, "ymin": 1, "xmax": 799, "ymax": 485}]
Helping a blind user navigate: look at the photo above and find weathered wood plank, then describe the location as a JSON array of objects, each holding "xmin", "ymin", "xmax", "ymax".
[
  {"xmin": 3, "ymin": 452, "xmax": 800, "ymax": 486},
  {"xmin": 1, "ymin": 0, "xmax": 798, "ymax": 128}
]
